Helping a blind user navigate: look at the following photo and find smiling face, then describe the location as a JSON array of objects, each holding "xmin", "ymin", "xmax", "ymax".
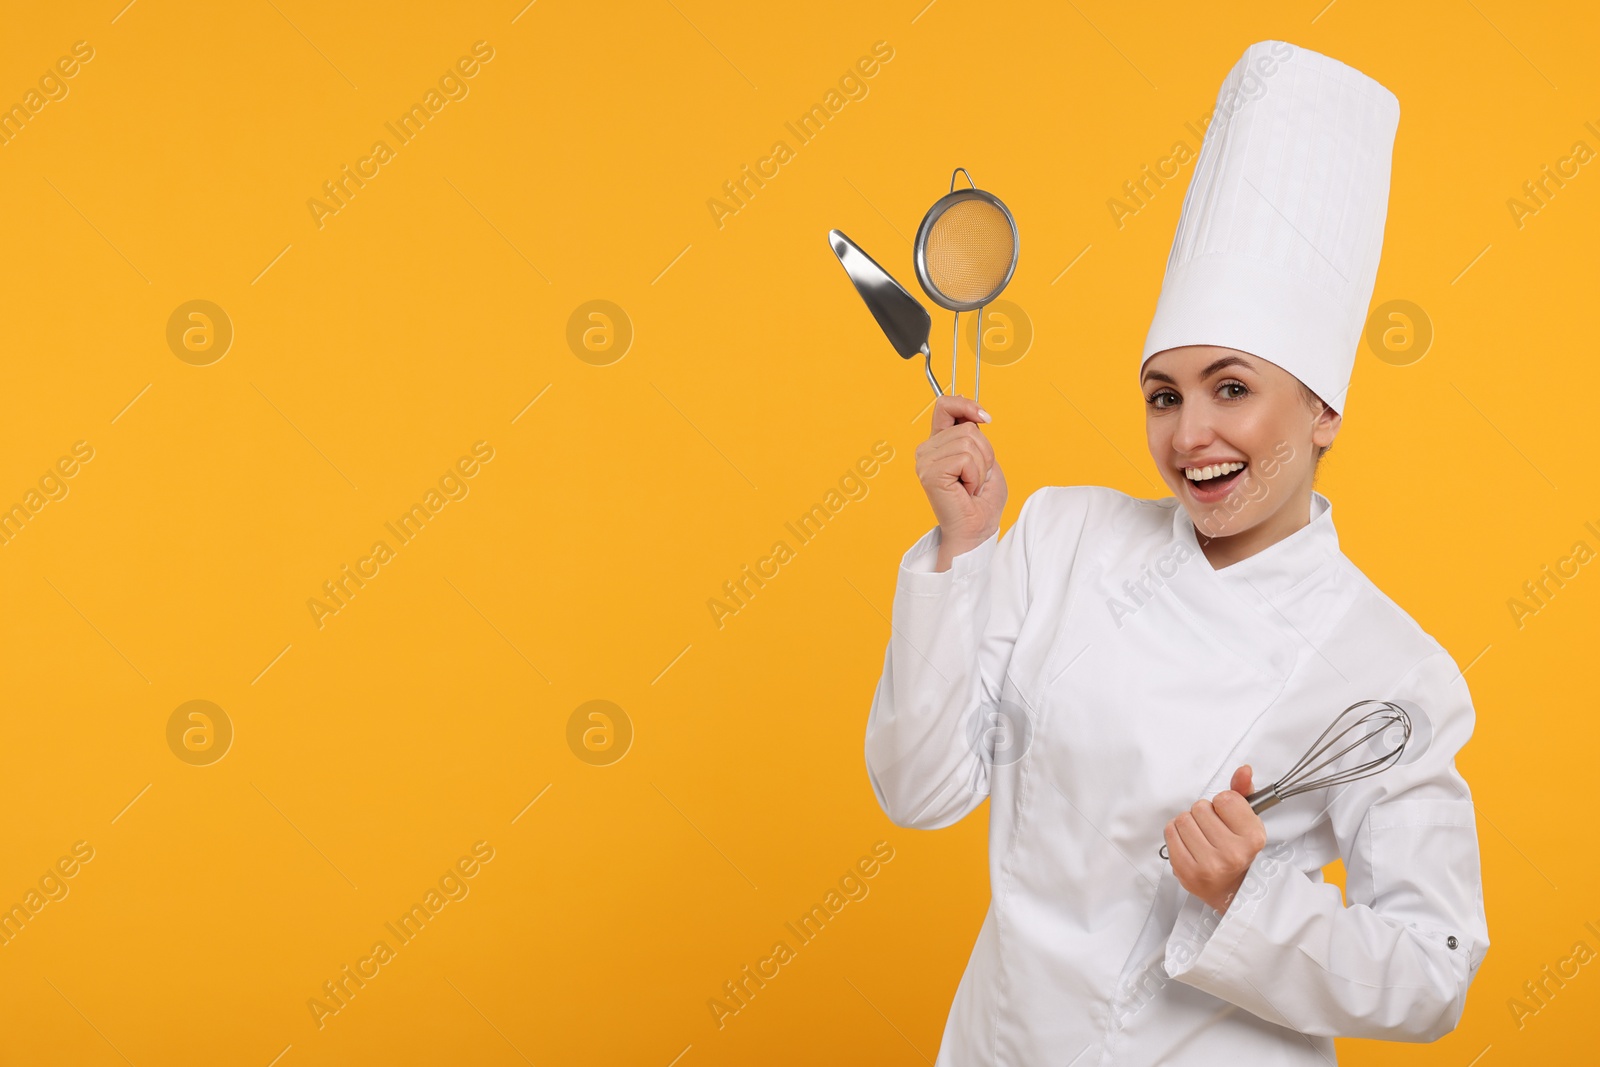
[{"xmin": 1141, "ymin": 345, "xmax": 1341, "ymax": 566}]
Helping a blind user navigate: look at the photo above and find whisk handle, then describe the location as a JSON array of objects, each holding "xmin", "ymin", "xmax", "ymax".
[
  {"xmin": 1159, "ymin": 786, "xmax": 1282, "ymax": 859},
  {"xmin": 1247, "ymin": 786, "xmax": 1282, "ymax": 813}
]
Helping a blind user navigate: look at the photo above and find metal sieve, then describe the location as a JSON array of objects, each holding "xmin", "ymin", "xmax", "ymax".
[{"xmin": 913, "ymin": 168, "xmax": 1019, "ymax": 405}]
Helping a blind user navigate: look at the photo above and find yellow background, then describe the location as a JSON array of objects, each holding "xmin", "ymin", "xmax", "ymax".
[{"xmin": 0, "ymin": 0, "xmax": 1593, "ymax": 1062}]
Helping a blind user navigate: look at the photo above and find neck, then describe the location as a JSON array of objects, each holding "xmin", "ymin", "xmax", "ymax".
[{"xmin": 1196, "ymin": 484, "xmax": 1315, "ymax": 570}]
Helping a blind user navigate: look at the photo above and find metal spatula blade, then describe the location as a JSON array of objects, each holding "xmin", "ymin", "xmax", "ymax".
[{"xmin": 828, "ymin": 229, "xmax": 941, "ymax": 397}]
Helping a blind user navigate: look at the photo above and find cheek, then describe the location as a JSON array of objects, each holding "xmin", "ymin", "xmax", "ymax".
[
  {"xmin": 1145, "ymin": 418, "xmax": 1172, "ymax": 460},
  {"xmin": 1237, "ymin": 468, "xmax": 1272, "ymax": 505},
  {"xmin": 1222, "ymin": 422, "xmax": 1278, "ymax": 475},
  {"xmin": 1246, "ymin": 397, "xmax": 1305, "ymax": 448}
]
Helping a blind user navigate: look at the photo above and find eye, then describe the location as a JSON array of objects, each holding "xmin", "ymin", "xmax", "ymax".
[
  {"xmin": 1219, "ymin": 379, "xmax": 1249, "ymax": 399},
  {"xmin": 1146, "ymin": 388, "xmax": 1178, "ymax": 409}
]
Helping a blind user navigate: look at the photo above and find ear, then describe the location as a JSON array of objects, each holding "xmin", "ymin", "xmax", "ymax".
[{"xmin": 1313, "ymin": 407, "xmax": 1341, "ymax": 450}]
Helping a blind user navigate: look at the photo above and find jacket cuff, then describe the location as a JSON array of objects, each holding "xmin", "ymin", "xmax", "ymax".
[
  {"xmin": 1162, "ymin": 850, "xmax": 1281, "ymax": 985},
  {"xmin": 898, "ymin": 525, "xmax": 1001, "ymax": 595}
]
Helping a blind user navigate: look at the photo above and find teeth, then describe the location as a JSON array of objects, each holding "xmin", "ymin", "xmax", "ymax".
[{"xmin": 1185, "ymin": 461, "xmax": 1246, "ymax": 482}]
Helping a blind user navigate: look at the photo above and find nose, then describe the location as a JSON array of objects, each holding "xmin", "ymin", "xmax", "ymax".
[{"xmin": 1170, "ymin": 402, "xmax": 1217, "ymax": 457}]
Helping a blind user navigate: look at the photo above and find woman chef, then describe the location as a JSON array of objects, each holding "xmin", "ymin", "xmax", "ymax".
[{"xmin": 864, "ymin": 41, "xmax": 1489, "ymax": 1065}]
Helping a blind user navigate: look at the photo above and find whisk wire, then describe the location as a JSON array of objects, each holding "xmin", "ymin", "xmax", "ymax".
[
  {"xmin": 1276, "ymin": 718, "xmax": 1381, "ymax": 790},
  {"xmin": 1283, "ymin": 717, "xmax": 1407, "ymax": 794},
  {"xmin": 1161, "ymin": 699, "xmax": 1414, "ymax": 859},
  {"xmin": 1241, "ymin": 700, "xmax": 1408, "ymax": 809}
]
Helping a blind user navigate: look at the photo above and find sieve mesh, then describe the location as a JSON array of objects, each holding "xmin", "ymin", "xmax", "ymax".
[{"xmin": 923, "ymin": 199, "xmax": 1015, "ymax": 303}]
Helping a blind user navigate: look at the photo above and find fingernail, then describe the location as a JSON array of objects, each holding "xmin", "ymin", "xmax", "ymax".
[{"xmin": 978, "ymin": 408, "xmax": 992, "ymax": 423}]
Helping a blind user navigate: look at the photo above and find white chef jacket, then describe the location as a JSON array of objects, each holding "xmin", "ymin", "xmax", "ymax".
[{"xmin": 865, "ymin": 485, "xmax": 1489, "ymax": 1065}]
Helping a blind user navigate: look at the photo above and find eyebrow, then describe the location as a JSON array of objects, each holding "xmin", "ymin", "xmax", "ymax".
[{"xmin": 1141, "ymin": 355, "xmax": 1255, "ymax": 386}]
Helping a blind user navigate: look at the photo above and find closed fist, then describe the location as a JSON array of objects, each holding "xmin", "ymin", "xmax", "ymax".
[
  {"xmin": 915, "ymin": 394, "xmax": 1006, "ymax": 570},
  {"xmin": 1163, "ymin": 764, "xmax": 1268, "ymax": 914}
]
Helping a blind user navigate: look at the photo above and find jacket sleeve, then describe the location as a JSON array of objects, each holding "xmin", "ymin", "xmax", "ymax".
[
  {"xmin": 1161, "ymin": 648, "xmax": 1491, "ymax": 1041},
  {"xmin": 862, "ymin": 488, "xmax": 1044, "ymax": 830}
]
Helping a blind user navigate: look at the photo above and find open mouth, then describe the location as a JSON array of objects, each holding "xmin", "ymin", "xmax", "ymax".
[{"xmin": 1183, "ymin": 462, "xmax": 1247, "ymax": 497}]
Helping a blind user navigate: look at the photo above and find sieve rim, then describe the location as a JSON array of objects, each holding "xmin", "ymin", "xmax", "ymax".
[{"xmin": 913, "ymin": 187, "xmax": 1020, "ymax": 313}]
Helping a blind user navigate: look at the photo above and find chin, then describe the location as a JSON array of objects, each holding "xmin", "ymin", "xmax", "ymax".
[
  {"xmin": 1172, "ymin": 476, "xmax": 1264, "ymax": 541},
  {"xmin": 1190, "ymin": 506, "xmax": 1262, "ymax": 541}
]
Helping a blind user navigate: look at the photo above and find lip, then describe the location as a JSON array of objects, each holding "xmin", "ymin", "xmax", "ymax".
[{"xmin": 1182, "ymin": 463, "xmax": 1248, "ymax": 503}]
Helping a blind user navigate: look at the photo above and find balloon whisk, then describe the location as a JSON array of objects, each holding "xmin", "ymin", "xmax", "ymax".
[{"xmin": 1246, "ymin": 699, "xmax": 1413, "ymax": 813}]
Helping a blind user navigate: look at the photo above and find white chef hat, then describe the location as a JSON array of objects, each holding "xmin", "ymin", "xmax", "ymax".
[{"xmin": 1139, "ymin": 40, "xmax": 1400, "ymax": 417}]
